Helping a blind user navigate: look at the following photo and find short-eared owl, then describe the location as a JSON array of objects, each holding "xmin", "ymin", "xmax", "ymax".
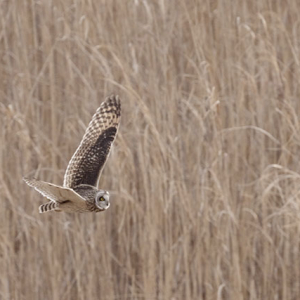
[{"xmin": 23, "ymin": 95, "xmax": 121, "ymax": 213}]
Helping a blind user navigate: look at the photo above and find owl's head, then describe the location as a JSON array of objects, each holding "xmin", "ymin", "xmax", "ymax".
[{"xmin": 95, "ymin": 190, "xmax": 110, "ymax": 210}]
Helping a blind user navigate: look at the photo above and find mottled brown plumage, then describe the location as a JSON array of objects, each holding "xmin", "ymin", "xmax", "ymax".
[
  {"xmin": 64, "ymin": 95, "xmax": 121, "ymax": 189},
  {"xmin": 23, "ymin": 95, "xmax": 121, "ymax": 213}
]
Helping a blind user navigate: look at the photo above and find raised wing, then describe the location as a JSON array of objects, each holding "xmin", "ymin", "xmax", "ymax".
[
  {"xmin": 63, "ymin": 95, "xmax": 121, "ymax": 189},
  {"xmin": 23, "ymin": 177, "xmax": 86, "ymax": 204}
]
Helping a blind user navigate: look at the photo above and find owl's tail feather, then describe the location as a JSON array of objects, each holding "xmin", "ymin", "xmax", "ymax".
[{"xmin": 39, "ymin": 201, "xmax": 60, "ymax": 213}]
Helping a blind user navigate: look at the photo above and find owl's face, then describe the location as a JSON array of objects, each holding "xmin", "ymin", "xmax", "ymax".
[{"xmin": 95, "ymin": 190, "xmax": 110, "ymax": 210}]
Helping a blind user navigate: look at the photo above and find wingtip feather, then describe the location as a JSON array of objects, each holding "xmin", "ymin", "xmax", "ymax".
[
  {"xmin": 23, "ymin": 176, "xmax": 35, "ymax": 186},
  {"xmin": 106, "ymin": 94, "xmax": 121, "ymax": 110}
]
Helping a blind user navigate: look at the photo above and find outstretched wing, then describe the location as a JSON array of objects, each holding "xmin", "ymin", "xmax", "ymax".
[
  {"xmin": 63, "ymin": 95, "xmax": 121, "ymax": 189},
  {"xmin": 23, "ymin": 177, "xmax": 86, "ymax": 204}
]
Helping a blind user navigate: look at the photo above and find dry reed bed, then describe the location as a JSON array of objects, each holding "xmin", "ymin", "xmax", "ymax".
[{"xmin": 1, "ymin": 1, "xmax": 300, "ymax": 299}]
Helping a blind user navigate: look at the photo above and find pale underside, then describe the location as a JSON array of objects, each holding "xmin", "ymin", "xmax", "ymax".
[{"xmin": 23, "ymin": 177, "xmax": 87, "ymax": 212}]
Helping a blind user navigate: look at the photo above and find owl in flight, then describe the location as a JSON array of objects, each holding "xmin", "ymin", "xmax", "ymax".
[{"xmin": 23, "ymin": 95, "xmax": 121, "ymax": 213}]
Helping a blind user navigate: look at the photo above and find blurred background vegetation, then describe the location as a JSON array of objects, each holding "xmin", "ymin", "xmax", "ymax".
[{"xmin": 1, "ymin": 0, "xmax": 300, "ymax": 299}]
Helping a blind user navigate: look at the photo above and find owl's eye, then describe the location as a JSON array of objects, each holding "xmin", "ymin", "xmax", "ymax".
[{"xmin": 100, "ymin": 197, "xmax": 105, "ymax": 201}]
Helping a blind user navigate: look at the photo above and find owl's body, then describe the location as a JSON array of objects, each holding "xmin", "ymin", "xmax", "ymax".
[{"xmin": 24, "ymin": 95, "xmax": 121, "ymax": 213}]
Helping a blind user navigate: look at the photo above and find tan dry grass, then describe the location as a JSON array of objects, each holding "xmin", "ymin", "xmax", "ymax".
[{"xmin": 1, "ymin": 0, "xmax": 300, "ymax": 299}]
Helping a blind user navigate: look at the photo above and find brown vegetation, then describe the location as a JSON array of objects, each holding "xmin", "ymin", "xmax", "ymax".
[{"xmin": 1, "ymin": 0, "xmax": 300, "ymax": 299}]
